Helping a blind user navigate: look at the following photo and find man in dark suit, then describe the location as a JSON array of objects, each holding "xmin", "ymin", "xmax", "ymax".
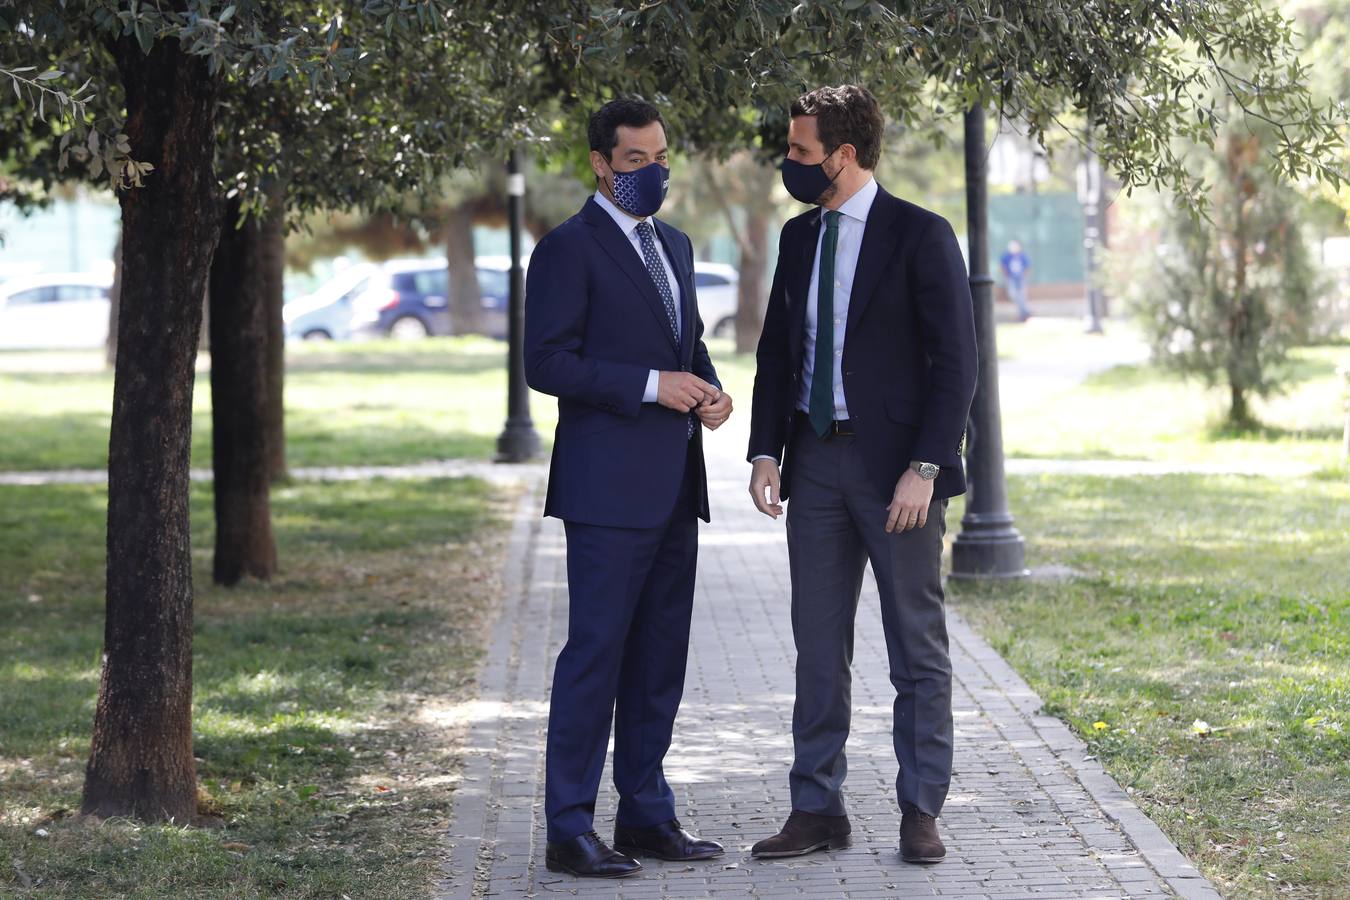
[
  {"xmin": 524, "ymin": 98, "xmax": 732, "ymax": 879},
  {"xmin": 746, "ymin": 85, "xmax": 978, "ymax": 865}
]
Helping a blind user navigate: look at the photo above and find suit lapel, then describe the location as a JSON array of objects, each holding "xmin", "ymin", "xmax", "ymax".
[
  {"xmin": 582, "ymin": 197, "xmax": 680, "ymax": 355},
  {"xmin": 787, "ymin": 212, "xmax": 821, "ymax": 360},
  {"xmin": 845, "ymin": 187, "xmax": 901, "ymax": 337},
  {"xmin": 654, "ymin": 219, "xmax": 694, "ymax": 361}
]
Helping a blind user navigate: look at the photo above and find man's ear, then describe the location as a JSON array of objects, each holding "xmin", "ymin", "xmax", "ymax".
[{"xmin": 589, "ymin": 150, "xmax": 608, "ymax": 180}]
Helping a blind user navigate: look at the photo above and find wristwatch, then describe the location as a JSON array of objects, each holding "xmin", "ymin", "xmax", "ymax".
[{"xmin": 910, "ymin": 461, "xmax": 940, "ymax": 481}]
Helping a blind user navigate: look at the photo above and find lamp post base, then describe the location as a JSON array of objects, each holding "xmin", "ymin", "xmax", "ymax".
[
  {"xmin": 496, "ymin": 419, "xmax": 540, "ymax": 464},
  {"xmin": 949, "ymin": 512, "xmax": 1028, "ymax": 580}
]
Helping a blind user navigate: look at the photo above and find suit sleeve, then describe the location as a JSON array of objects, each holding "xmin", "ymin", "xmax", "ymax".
[
  {"xmin": 524, "ymin": 233, "xmax": 649, "ymax": 417},
  {"xmin": 910, "ymin": 217, "xmax": 978, "ymax": 468},
  {"xmin": 747, "ymin": 228, "xmax": 793, "ymax": 464},
  {"xmin": 686, "ymin": 234, "xmax": 721, "ymax": 391}
]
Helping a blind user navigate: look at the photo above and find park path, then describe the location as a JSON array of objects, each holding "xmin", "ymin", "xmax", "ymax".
[{"xmin": 433, "ymin": 412, "xmax": 1221, "ymax": 899}]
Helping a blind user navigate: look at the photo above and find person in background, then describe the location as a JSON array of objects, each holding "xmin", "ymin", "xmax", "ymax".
[{"xmin": 999, "ymin": 239, "xmax": 1032, "ymax": 322}]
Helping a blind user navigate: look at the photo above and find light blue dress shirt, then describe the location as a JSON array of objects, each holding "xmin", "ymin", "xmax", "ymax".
[
  {"xmin": 592, "ymin": 190, "xmax": 681, "ymax": 404},
  {"xmin": 798, "ymin": 176, "xmax": 877, "ymax": 418}
]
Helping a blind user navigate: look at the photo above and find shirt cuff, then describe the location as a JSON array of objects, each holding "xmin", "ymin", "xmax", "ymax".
[
  {"xmin": 750, "ymin": 455, "xmax": 777, "ymax": 463},
  {"xmin": 643, "ymin": 369, "xmax": 660, "ymax": 403}
]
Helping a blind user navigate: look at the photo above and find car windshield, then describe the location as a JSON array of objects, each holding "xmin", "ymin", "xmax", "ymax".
[{"xmin": 296, "ymin": 266, "xmax": 377, "ymax": 306}]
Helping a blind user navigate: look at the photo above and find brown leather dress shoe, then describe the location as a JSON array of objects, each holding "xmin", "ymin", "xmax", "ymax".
[
  {"xmin": 900, "ymin": 808, "xmax": 946, "ymax": 864},
  {"xmin": 751, "ymin": 809, "xmax": 851, "ymax": 858}
]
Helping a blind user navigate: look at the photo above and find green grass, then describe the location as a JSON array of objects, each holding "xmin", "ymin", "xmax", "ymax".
[
  {"xmin": 2, "ymin": 325, "xmax": 1344, "ymax": 474},
  {"xmin": 995, "ymin": 323, "xmax": 1347, "ymax": 470},
  {"xmin": 949, "ymin": 474, "xmax": 1350, "ymax": 900},
  {"xmin": 0, "ymin": 476, "xmax": 510, "ymax": 898},
  {"xmin": 0, "ymin": 337, "xmax": 559, "ymax": 471}
]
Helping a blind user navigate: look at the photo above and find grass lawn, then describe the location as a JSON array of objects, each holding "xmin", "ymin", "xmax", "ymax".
[
  {"xmin": 2, "ymin": 323, "xmax": 1342, "ymax": 475},
  {"xmin": 0, "ymin": 476, "xmax": 511, "ymax": 898},
  {"xmin": 949, "ymin": 474, "xmax": 1350, "ymax": 900}
]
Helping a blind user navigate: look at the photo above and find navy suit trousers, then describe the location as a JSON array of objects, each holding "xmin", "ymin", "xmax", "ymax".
[{"xmin": 544, "ymin": 443, "xmax": 700, "ymax": 842}]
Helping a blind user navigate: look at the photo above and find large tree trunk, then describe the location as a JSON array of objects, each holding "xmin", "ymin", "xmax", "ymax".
[
  {"xmin": 446, "ymin": 201, "xmax": 485, "ymax": 335},
  {"xmin": 261, "ymin": 184, "xmax": 287, "ymax": 482},
  {"xmin": 209, "ymin": 195, "xmax": 279, "ymax": 586},
  {"xmin": 82, "ymin": 32, "xmax": 221, "ymax": 823},
  {"xmin": 734, "ymin": 204, "xmax": 770, "ymax": 354}
]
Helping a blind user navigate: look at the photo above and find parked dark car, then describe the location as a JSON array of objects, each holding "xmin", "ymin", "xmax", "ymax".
[{"xmin": 346, "ymin": 258, "xmax": 514, "ymax": 340}]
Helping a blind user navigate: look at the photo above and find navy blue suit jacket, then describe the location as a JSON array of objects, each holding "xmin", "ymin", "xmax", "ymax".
[
  {"xmin": 748, "ymin": 185, "xmax": 978, "ymax": 501},
  {"xmin": 525, "ymin": 197, "xmax": 720, "ymax": 529}
]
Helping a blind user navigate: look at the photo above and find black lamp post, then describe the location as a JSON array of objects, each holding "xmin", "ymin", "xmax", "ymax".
[
  {"xmin": 950, "ymin": 105, "xmax": 1028, "ymax": 580},
  {"xmin": 496, "ymin": 148, "xmax": 541, "ymax": 463}
]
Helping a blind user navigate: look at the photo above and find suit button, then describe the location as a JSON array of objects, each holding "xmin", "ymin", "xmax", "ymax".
[{"xmin": 681, "ymin": 364, "xmax": 689, "ymax": 372}]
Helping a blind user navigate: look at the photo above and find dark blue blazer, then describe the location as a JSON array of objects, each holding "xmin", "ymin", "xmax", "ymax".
[
  {"xmin": 748, "ymin": 185, "xmax": 978, "ymax": 501},
  {"xmin": 525, "ymin": 197, "xmax": 720, "ymax": 529}
]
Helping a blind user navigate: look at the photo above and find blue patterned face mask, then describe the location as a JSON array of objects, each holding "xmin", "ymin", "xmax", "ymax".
[{"xmin": 603, "ymin": 159, "xmax": 669, "ymax": 218}]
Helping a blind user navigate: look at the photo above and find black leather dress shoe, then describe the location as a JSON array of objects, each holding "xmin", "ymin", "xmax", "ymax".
[
  {"xmin": 613, "ymin": 818, "xmax": 724, "ymax": 861},
  {"xmin": 545, "ymin": 831, "xmax": 642, "ymax": 878},
  {"xmin": 751, "ymin": 809, "xmax": 852, "ymax": 858}
]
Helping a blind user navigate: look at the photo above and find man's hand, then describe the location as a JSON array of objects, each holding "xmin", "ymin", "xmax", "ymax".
[
  {"xmin": 658, "ymin": 372, "xmax": 717, "ymax": 413},
  {"xmin": 749, "ymin": 458, "xmax": 783, "ymax": 519},
  {"xmin": 885, "ymin": 468, "xmax": 935, "ymax": 533},
  {"xmin": 696, "ymin": 390, "xmax": 733, "ymax": 430}
]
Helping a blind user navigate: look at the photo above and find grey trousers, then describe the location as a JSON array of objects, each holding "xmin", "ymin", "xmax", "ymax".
[{"xmin": 784, "ymin": 422, "xmax": 953, "ymax": 818}]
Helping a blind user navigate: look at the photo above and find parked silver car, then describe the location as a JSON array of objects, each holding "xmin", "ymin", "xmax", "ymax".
[
  {"xmin": 0, "ymin": 272, "xmax": 113, "ymax": 350},
  {"xmin": 694, "ymin": 262, "xmax": 739, "ymax": 339}
]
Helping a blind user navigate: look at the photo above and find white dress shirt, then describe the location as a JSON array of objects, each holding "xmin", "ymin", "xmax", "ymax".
[
  {"xmin": 592, "ymin": 190, "xmax": 681, "ymax": 404},
  {"xmin": 799, "ymin": 176, "xmax": 877, "ymax": 417}
]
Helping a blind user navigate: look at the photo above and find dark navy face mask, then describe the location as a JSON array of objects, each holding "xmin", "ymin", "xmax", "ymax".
[
  {"xmin": 780, "ymin": 146, "xmax": 843, "ymax": 204},
  {"xmin": 604, "ymin": 159, "xmax": 669, "ymax": 218}
]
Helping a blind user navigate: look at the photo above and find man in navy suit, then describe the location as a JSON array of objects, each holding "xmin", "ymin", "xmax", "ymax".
[
  {"xmin": 746, "ymin": 85, "xmax": 978, "ymax": 865},
  {"xmin": 524, "ymin": 98, "xmax": 731, "ymax": 879}
]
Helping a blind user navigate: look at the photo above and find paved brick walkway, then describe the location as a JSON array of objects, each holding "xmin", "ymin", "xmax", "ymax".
[{"xmin": 437, "ymin": 437, "xmax": 1219, "ymax": 899}]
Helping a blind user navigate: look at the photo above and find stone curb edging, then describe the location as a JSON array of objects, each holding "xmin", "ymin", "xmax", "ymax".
[
  {"xmin": 948, "ymin": 614, "xmax": 1223, "ymax": 900},
  {"xmin": 435, "ymin": 477, "xmax": 544, "ymax": 899}
]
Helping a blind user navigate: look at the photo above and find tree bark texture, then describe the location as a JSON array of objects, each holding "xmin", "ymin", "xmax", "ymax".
[
  {"xmin": 734, "ymin": 205, "xmax": 770, "ymax": 354},
  {"xmin": 261, "ymin": 184, "xmax": 287, "ymax": 482},
  {"xmin": 81, "ymin": 32, "xmax": 221, "ymax": 824},
  {"xmin": 209, "ymin": 195, "xmax": 278, "ymax": 585},
  {"xmin": 446, "ymin": 201, "xmax": 485, "ymax": 335}
]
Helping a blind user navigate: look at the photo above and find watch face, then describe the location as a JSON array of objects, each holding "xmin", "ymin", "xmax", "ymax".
[{"xmin": 919, "ymin": 463, "xmax": 939, "ymax": 480}]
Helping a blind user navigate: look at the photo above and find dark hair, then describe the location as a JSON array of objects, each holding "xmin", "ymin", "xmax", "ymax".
[
  {"xmin": 587, "ymin": 98, "xmax": 666, "ymax": 161},
  {"xmin": 790, "ymin": 85, "xmax": 884, "ymax": 170}
]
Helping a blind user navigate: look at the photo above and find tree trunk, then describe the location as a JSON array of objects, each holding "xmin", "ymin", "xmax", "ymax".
[
  {"xmin": 209, "ymin": 196, "xmax": 278, "ymax": 586},
  {"xmin": 82, "ymin": 32, "xmax": 221, "ymax": 824},
  {"xmin": 446, "ymin": 202, "xmax": 485, "ymax": 335},
  {"xmin": 261, "ymin": 183, "xmax": 287, "ymax": 482},
  {"xmin": 734, "ymin": 204, "xmax": 770, "ymax": 354},
  {"xmin": 1228, "ymin": 382, "xmax": 1250, "ymax": 428}
]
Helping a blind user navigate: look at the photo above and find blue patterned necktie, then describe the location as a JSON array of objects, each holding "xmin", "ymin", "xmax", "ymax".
[
  {"xmin": 634, "ymin": 221, "xmax": 694, "ymax": 438},
  {"xmin": 634, "ymin": 221, "xmax": 680, "ymax": 348}
]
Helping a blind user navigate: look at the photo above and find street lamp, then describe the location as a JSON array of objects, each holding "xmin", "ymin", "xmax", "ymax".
[
  {"xmin": 950, "ymin": 104, "xmax": 1028, "ymax": 581},
  {"xmin": 496, "ymin": 148, "xmax": 541, "ymax": 463}
]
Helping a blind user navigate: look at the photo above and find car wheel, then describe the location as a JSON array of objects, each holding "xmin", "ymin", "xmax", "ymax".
[
  {"xmin": 712, "ymin": 316, "xmax": 736, "ymax": 339},
  {"xmin": 302, "ymin": 329, "xmax": 332, "ymax": 341},
  {"xmin": 390, "ymin": 316, "xmax": 429, "ymax": 340}
]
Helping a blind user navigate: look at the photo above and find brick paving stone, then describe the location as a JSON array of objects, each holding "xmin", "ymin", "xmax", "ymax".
[{"xmin": 437, "ymin": 435, "xmax": 1220, "ymax": 899}]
